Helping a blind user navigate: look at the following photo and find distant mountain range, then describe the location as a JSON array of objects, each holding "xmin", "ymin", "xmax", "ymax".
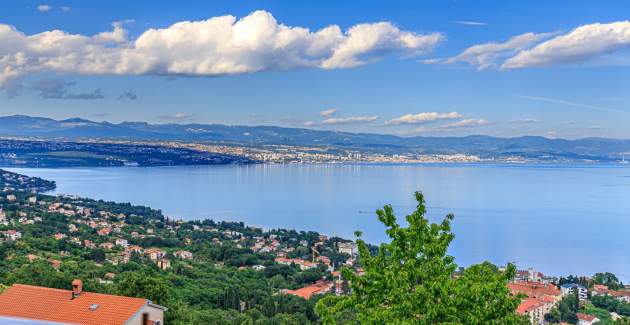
[{"xmin": 1, "ymin": 115, "xmax": 630, "ymax": 161}]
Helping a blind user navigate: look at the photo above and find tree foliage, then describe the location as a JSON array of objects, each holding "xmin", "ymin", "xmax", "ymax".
[{"xmin": 316, "ymin": 192, "xmax": 524, "ymax": 324}]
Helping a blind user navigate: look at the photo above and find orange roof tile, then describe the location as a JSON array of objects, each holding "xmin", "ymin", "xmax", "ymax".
[
  {"xmin": 576, "ymin": 313, "xmax": 598, "ymax": 321},
  {"xmin": 508, "ymin": 281, "xmax": 561, "ymax": 298},
  {"xmin": 284, "ymin": 281, "xmax": 333, "ymax": 299},
  {"xmin": 0, "ymin": 284, "xmax": 153, "ymax": 325},
  {"xmin": 516, "ymin": 297, "xmax": 543, "ymax": 315}
]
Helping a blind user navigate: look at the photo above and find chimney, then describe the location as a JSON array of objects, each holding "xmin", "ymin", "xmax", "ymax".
[{"xmin": 71, "ymin": 279, "xmax": 83, "ymax": 299}]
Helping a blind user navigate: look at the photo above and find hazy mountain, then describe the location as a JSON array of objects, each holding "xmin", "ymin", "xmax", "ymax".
[{"xmin": 1, "ymin": 115, "xmax": 629, "ymax": 161}]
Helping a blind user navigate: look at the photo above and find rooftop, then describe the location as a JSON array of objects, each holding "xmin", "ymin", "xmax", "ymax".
[{"xmin": 0, "ymin": 283, "xmax": 160, "ymax": 325}]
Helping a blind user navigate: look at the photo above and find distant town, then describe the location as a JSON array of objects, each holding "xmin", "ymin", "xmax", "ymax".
[
  {"xmin": 1, "ymin": 137, "xmax": 570, "ymax": 168},
  {"xmin": 2, "ymin": 115, "xmax": 630, "ymax": 166}
]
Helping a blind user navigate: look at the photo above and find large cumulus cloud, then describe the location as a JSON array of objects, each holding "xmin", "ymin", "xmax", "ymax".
[{"xmin": 0, "ymin": 10, "xmax": 442, "ymax": 87}]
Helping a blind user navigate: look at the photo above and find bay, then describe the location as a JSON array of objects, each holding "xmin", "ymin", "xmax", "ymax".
[{"xmin": 7, "ymin": 163, "xmax": 630, "ymax": 280}]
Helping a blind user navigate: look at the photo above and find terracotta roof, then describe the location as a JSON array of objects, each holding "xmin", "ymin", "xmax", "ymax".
[
  {"xmin": 284, "ymin": 281, "xmax": 333, "ymax": 299},
  {"xmin": 0, "ymin": 284, "xmax": 152, "ymax": 325},
  {"xmin": 516, "ymin": 297, "xmax": 543, "ymax": 315},
  {"xmin": 576, "ymin": 313, "xmax": 598, "ymax": 321},
  {"xmin": 508, "ymin": 281, "xmax": 561, "ymax": 298},
  {"xmin": 540, "ymin": 295, "xmax": 556, "ymax": 303}
]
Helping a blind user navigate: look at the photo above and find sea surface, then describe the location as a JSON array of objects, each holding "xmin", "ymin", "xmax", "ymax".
[{"xmin": 7, "ymin": 163, "xmax": 630, "ymax": 280}]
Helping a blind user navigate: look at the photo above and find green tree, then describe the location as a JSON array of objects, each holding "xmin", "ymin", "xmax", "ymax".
[
  {"xmin": 316, "ymin": 192, "xmax": 524, "ymax": 324},
  {"xmin": 115, "ymin": 271, "xmax": 170, "ymax": 306},
  {"xmin": 593, "ymin": 272, "xmax": 623, "ymax": 290}
]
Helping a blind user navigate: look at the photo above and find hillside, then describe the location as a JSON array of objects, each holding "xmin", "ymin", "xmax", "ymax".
[{"xmin": 1, "ymin": 115, "xmax": 630, "ymax": 162}]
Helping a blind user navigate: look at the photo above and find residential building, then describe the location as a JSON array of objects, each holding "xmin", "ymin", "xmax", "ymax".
[
  {"xmin": 516, "ymin": 297, "xmax": 545, "ymax": 325},
  {"xmin": 115, "ymin": 238, "xmax": 129, "ymax": 248},
  {"xmin": 338, "ymin": 242, "xmax": 358, "ymax": 257},
  {"xmin": 0, "ymin": 279, "xmax": 165, "ymax": 325},
  {"xmin": 576, "ymin": 313, "xmax": 600, "ymax": 325},
  {"xmin": 174, "ymin": 250, "xmax": 193, "ymax": 260},
  {"xmin": 560, "ymin": 283, "xmax": 588, "ymax": 300},
  {"xmin": 145, "ymin": 248, "xmax": 165, "ymax": 261},
  {"xmin": 2, "ymin": 230, "xmax": 22, "ymax": 241},
  {"xmin": 283, "ymin": 280, "xmax": 334, "ymax": 299}
]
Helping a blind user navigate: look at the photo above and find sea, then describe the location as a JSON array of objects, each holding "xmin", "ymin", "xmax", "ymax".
[{"xmin": 7, "ymin": 163, "xmax": 630, "ymax": 280}]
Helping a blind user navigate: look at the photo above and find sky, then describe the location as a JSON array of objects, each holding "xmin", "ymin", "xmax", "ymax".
[{"xmin": 1, "ymin": 0, "xmax": 630, "ymax": 139}]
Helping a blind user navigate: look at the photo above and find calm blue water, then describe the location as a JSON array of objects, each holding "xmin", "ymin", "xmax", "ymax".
[{"xmin": 7, "ymin": 164, "xmax": 630, "ymax": 280}]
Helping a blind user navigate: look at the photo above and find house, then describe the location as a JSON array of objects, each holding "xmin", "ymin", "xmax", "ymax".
[
  {"xmin": 174, "ymin": 250, "xmax": 193, "ymax": 260},
  {"xmin": 516, "ymin": 297, "xmax": 545, "ymax": 325},
  {"xmin": 145, "ymin": 248, "xmax": 165, "ymax": 261},
  {"xmin": 6, "ymin": 194, "xmax": 16, "ymax": 202},
  {"xmin": 100, "ymin": 242, "xmax": 115, "ymax": 250},
  {"xmin": 508, "ymin": 282, "xmax": 561, "ymax": 300},
  {"xmin": 97, "ymin": 228, "xmax": 111, "ymax": 236},
  {"xmin": 274, "ymin": 257, "xmax": 317, "ymax": 270},
  {"xmin": 54, "ymin": 233, "xmax": 67, "ymax": 240},
  {"xmin": 576, "ymin": 313, "xmax": 600, "ymax": 325},
  {"xmin": 0, "ymin": 279, "xmax": 165, "ymax": 325},
  {"xmin": 127, "ymin": 245, "xmax": 144, "ymax": 254},
  {"xmin": 157, "ymin": 258, "xmax": 171, "ymax": 270},
  {"xmin": 610, "ymin": 290, "xmax": 630, "ymax": 303},
  {"xmin": 316, "ymin": 255, "xmax": 331, "ymax": 265},
  {"xmin": 283, "ymin": 280, "xmax": 334, "ymax": 299},
  {"xmin": 49, "ymin": 259, "xmax": 62, "ymax": 270},
  {"xmin": 560, "ymin": 283, "xmax": 588, "ymax": 300},
  {"xmin": 591, "ymin": 284, "xmax": 630, "ymax": 303},
  {"xmin": 3, "ymin": 230, "xmax": 22, "ymax": 241},
  {"xmin": 115, "ymin": 238, "xmax": 129, "ymax": 248},
  {"xmin": 338, "ymin": 242, "xmax": 358, "ymax": 257}
]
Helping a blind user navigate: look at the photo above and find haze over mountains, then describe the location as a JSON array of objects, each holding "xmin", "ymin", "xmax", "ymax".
[{"xmin": 1, "ymin": 115, "xmax": 630, "ymax": 161}]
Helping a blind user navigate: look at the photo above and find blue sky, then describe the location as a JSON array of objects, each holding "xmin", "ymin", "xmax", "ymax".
[{"xmin": 1, "ymin": 0, "xmax": 630, "ymax": 139}]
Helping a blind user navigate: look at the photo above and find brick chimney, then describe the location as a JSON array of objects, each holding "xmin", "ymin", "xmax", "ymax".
[{"xmin": 71, "ymin": 279, "xmax": 83, "ymax": 299}]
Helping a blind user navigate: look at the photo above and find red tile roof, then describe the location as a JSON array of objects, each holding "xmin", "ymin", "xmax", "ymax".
[
  {"xmin": 508, "ymin": 281, "xmax": 561, "ymax": 298},
  {"xmin": 0, "ymin": 284, "xmax": 152, "ymax": 325},
  {"xmin": 576, "ymin": 313, "xmax": 598, "ymax": 322},
  {"xmin": 284, "ymin": 280, "xmax": 333, "ymax": 299},
  {"xmin": 516, "ymin": 297, "xmax": 543, "ymax": 315}
]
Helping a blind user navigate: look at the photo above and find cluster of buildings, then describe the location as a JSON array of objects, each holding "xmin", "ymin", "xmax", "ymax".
[
  {"xmin": 591, "ymin": 284, "xmax": 630, "ymax": 303},
  {"xmin": 1, "ymin": 187, "xmax": 363, "ymax": 302},
  {"xmin": 155, "ymin": 141, "xmax": 489, "ymax": 164},
  {"xmin": 507, "ymin": 267, "xmax": 630, "ymax": 324},
  {"xmin": 0, "ymin": 192, "xmax": 197, "ymax": 274},
  {"xmin": 508, "ymin": 280, "xmax": 562, "ymax": 324}
]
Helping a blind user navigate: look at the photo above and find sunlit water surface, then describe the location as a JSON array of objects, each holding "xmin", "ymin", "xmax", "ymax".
[{"xmin": 8, "ymin": 163, "xmax": 630, "ymax": 280}]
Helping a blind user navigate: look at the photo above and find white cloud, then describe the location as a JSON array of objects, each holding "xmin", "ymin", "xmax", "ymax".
[
  {"xmin": 385, "ymin": 111, "xmax": 462, "ymax": 125},
  {"xmin": 322, "ymin": 115, "xmax": 379, "ymax": 125},
  {"xmin": 37, "ymin": 4, "xmax": 52, "ymax": 12},
  {"xmin": 158, "ymin": 112, "xmax": 194, "ymax": 121},
  {"xmin": 513, "ymin": 118, "xmax": 541, "ymax": 124},
  {"xmin": 431, "ymin": 32, "xmax": 552, "ymax": 69},
  {"xmin": 440, "ymin": 118, "xmax": 490, "ymax": 129},
  {"xmin": 303, "ymin": 121, "xmax": 316, "ymax": 127},
  {"xmin": 319, "ymin": 108, "xmax": 337, "ymax": 117},
  {"xmin": 503, "ymin": 21, "xmax": 630, "ymax": 69},
  {"xmin": 0, "ymin": 10, "xmax": 442, "ymax": 88},
  {"xmin": 60, "ymin": 6, "xmax": 70, "ymax": 12},
  {"xmin": 453, "ymin": 21, "xmax": 486, "ymax": 26}
]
